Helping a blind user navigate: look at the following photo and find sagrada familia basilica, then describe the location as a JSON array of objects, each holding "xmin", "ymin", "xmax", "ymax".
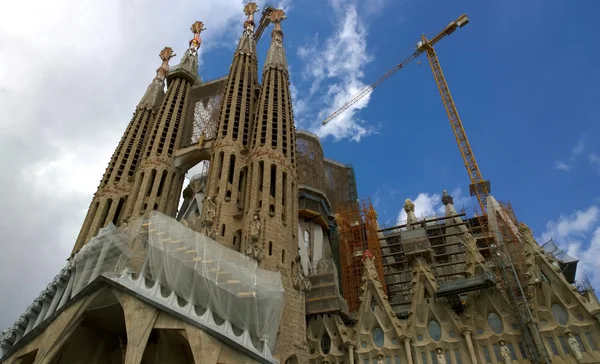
[{"xmin": 2, "ymin": 3, "xmax": 600, "ymax": 364}]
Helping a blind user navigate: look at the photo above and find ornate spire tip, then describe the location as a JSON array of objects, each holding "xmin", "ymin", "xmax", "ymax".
[
  {"xmin": 244, "ymin": 2, "xmax": 259, "ymax": 16},
  {"xmin": 191, "ymin": 21, "xmax": 206, "ymax": 35},
  {"xmin": 159, "ymin": 47, "xmax": 175, "ymax": 61},
  {"xmin": 269, "ymin": 9, "xmax": 286, "ymax": 23}
]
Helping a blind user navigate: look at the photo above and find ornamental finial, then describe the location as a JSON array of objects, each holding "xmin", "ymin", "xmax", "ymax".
[
  {"xmin": 156, "ymin": 47, "xmax": 175, "ymax": 80},
  {"xmin": 189, "ymin": 21, "xmax": 206, "ymax": 52},
  {"xmin": 243, "ymin": 2, "xmax": 259, "ymax": 32},
  {"xmin": 269, "ymin": 9, "xmax": 286, "ymax": 32}
]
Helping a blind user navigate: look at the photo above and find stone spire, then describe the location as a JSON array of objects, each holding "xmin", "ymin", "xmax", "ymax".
[
  {"xmin": 243, "ymin": 8, "xmax": 306, "ymax": 361},
  {"xmin": 237, "ymin": 2, "xmax": 259, "ymax": 54},
  {"xmin": 123, "ymin": 21, "xmax": 205, "ymax": 221},
  {"xmin": 172, "ymin": 21, "xmax": 205, "ymax": 83},
  {"xmin": 404, "ymin": 198, "xmax": 418, "ymax": 229},
  {"xmin": 71, "ymin": 47, "xmax": 175, "ymax": 255},
  {"xmin": 138, "ymin": 47, "xmax": 175, "ymax": 109},
  {"xmin": 263, "ymin": 9, "xmax": 288, "ymax": 70},
  {"xmin": 199, "ymin": 3, "xmax": 261, "ymax": 248}
]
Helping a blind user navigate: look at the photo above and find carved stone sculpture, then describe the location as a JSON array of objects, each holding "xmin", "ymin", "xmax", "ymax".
[
  {"xmin": 499, "ymin": 340, "xmax": 512, "ymax": 364},
  {"xmin": 567, "ymin": 332, "xmax": 584, "ymax": 361},
  {"xmin": 436, "ymin": 348, "xmax": 446, "ymax": 364},
  {"xmin": 250, "ymin": 213, "xmax": 261, "ymax": 241},
  {"xmin": 292, "ymin": 256, "xmax": 311, "ymax": 292},
  {"xmin": 204, "ymin": 196, "xmax": 216, "ymax": 226},
  {"xmin": 244, "ymin": 242, "xmax": 264, "ymax": 263},
  {"xmin": 404, "ymin": 198, "xmax": 415, "ymax": 213},
  {"xmin": 441, "ymin": 190, "xmax": 453, "ymax": 205}
]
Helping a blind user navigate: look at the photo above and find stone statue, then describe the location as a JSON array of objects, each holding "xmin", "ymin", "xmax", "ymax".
[
  {"xmin": 244, "ymin": 241, "xmax": 264, "ymax": 263},
  {"xmin": 249, "ymin": 213, "xmax": 261, "ymax": 241},
  {"xmin": 404, "ymin": 198, "xmax": 415, "ymax": 213},
  {"xmin": 567, "ymin": 332, "xmax": 584, "ymax": 361},
  {"xmin": 376, "ymin": 354, "xmax": 384, "ymax": 364},
  {"xmin": 292, "ymin": 255, "xmax": 311, "ymax": 292},
  {"xmin": 436, "ymin": 348, "xmax": 446, "ymax": 364},
  {"xmin": 204, "ymin": 196, "xmax": 216, "ymax": 226},
  {"xmin": 499, "ymin": 340, "xmax": 512, "ymax": 364},
  {"xmin": 441, "ymin": 190, "xmax": 453, "ymax": 205}
]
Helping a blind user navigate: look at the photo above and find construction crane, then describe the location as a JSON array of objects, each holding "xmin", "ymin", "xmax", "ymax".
[
  {"xmin": 254, "ymin": 5, "xmax": 275, "ymax": 42},
  {"xmin": 321, "ymin": 14, "xmax": 491, "ymax": 214}
]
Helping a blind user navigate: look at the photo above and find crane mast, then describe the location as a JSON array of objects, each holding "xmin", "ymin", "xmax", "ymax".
[
  {"xmin": 418, "ymin": 35, "xmax": 490, "ymax": 214},
  {"xmin": 320, "ymin": 14, "xmax": 491, "ymax": 214}
]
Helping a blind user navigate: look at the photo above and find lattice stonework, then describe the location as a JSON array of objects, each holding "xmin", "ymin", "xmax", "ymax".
[
  {"xmin": 192, "ymin": 95, "xmax": 221, "ymax": 144},
  {"xmin": 337, "ymin": 199, "xmax": 386, "ymax": 312}
]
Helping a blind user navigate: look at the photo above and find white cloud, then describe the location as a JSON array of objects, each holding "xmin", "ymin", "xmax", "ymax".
[
  {"xmin": 539, "ymin": 205, "xmax": 600, "ymax": 288},
  {"xmin": 396, "ymin": 188, "xmax": 474, "ymax": 224},
  {"xmin": 554, "ymin": 160, "xmax": 571, "ymax": 172},
  {"xmin": 590, "ymin": 153, "xmax": 600, "ymax": 173},
  {"xmin": 554, "ymin": 139, "xmax": 585, "ymax": 172},
  {"xmin": 0, "ymin": 0, "xmax": 274, "ymax": 330},
  {"xmin": 294, "ymin": 1, "xmax": 375, "ymax": 141}
]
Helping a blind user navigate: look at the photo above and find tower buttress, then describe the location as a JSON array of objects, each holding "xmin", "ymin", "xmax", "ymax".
[
  {"xmin": 71, "ymin": 47, "xmax": 175, "ymax": 255},
  {"xmin": 200, "ymin": 3, "xmax": 260, "ymax": 250},
  {"xmin": 242, "ymin": 10, "xmax": 306, "ymax": 361},
  {"xmin": 123, "ymin": 23, "xmax": 204, "ymax": 220}
]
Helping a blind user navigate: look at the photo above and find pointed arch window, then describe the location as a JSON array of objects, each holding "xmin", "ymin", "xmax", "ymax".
[
  {"xmin": 551, "ymin": 303, "xmax": 568, "ymax": 325},
  {"xmin": 428, "ymin": 320, "xmax": 441, "ymax": 341},
  {"xmin": 487, "ymin": 312, "xmax": 503, "ymax": 334},
  {"xmin": 321, "ymin": 332, "xmax": 331, "ymax": 354},
  {"xmin": 373, "ymin": 327, "xmax": 384, "ymax": 347}
]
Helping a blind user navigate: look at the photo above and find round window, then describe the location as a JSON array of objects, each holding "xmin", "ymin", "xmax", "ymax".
[
  {"xmin": 373, "ymin": 327, "xmax": 384, "ymax": 347},
  {"xmin": 552, "ymin": 304, "xmax": 569, "ymax": 325},
  {"xmin": 428, "ymin": 320, "xmax": 442, "ymax": 341},
  {"xmin": 487, "ymin": 312, "xmax": 503, "ymax": 334}
]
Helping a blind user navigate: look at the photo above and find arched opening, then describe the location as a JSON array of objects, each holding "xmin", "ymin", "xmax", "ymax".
[
  {"xmin": 373, "ymin": 326, "xmax": 384, "ymax": 347},
  {"xmin": 141, "ymin": 329, "xmax": 194, "ymax": 363},
  {"xmin": 285, "ymin": 354, "xmax": 299, "ymax": 364},
  {"xmin": 552, "ymin": 303, "xmax": 569, "ymax": 325},
  {"xmin": 321, "ymin": 332, "xmax": 331, "ymax": 354},
  {"xmin": 48, "ymin": 291, "xmax": 126, "ymax": 364},
  {"xmin": 269, "ymin": 241, "xmax": 273, "ymax": 256}
]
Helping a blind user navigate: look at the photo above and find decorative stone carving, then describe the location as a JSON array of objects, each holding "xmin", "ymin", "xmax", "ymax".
[
  {"xmin": 244, "ymin": 241, "xmax": 263, "ymax": 263},
  {"xmin": 404, "ymin": 198, "xmax": 415, "ymax": 213},
  {"xmin": 377, "ymin": 354, "xmax": 385, "ymax": 364},
  {"xmin": 441, "ymin": 190, "xmax": 453, "ymax": 205},
  {"xmin": 567, "ymin": 332, "xmax": 584, "ymax": 361},
  {"xmin": 250, "ymin": 213, "xmax": 261, "ymax": 241},
  {"xmin": 292, "ymin": 255, "xmax": 311, "ymax": 292},
  {"xmin": 436, "ymin": 347, "xmax": 446, "ymax": 364},
  {"xmin": 204, "ymin": 196, "xmax": 216, "ymax": 226},
  {"xmin": 499, "ymin": 340, "xmax": 512, "ymax": 364}
]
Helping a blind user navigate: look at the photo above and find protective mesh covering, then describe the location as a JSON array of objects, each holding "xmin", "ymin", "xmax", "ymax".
[
  {"xmin": 296, "ymin": 131, "xmax": 326, "ymax": 192},
  {"xmin": 144, "ymin": 212, "xmax": 284, "ymax": 346},
  {"xmin": 69, "ymin": 212, "xmax": 284, "ymax": 349},
  {"xmin": 400, "ymin": 227, "xmax": 432, "ymax": 256},
  {"xmin": 305, "ymin": 259, "xmax": 348, "ymax": 315}
]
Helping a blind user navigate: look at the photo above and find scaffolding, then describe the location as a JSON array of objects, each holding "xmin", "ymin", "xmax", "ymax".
[
  {"xmin": 297, "ymin": 131, "xmax": 326, "ymax": 192},
  {"xmin": 337, "ymin": 198, "xmax": 386, "ymax": 312}
]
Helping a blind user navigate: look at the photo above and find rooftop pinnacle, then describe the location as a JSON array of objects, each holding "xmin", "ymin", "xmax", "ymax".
[
  {"xmin": 244, "ymin": 2, "xmax": 259, "ymax": 31},
  {"xmin": 264, "ymin": 9, "xmax": 288, "ymax": 70},
  {"xmin": 189, "ymin": 21, "xmax": 206, "ymax": 54},
  {"xmin": 156, "ymin": 47, "xmax": 175, "ymax": 81}
]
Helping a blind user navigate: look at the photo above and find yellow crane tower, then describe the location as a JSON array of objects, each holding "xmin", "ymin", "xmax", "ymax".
[{"xmin": 321, "ymin": 14, "xmax": 491, "ymax": 214}]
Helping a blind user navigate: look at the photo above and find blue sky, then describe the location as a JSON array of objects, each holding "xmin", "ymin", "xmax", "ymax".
[{"xmin": 1, "ymin": 0, "xmax": 599, "ymax": 329}]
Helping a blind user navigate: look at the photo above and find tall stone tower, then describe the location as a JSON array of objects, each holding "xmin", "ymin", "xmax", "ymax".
[
  {"xmin": 201, "ymin": 3, "xmax": 260, "ymax": 250},
  {"xmin": 243, "ymin": 10, "xmax": 306, "ymax": 362},
  {"xmin": 122, "ymin": 22, "xmax": 204, "ymax": 221},
  {"xmin": 71, "ymin": 47, "xmax": 176, "ymax": 255}
]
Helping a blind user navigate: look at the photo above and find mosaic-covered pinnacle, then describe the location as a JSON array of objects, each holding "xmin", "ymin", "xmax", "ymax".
[
  {"xmin": 156, "ymin": 47, "xmax": 175, "ymax": 81},
  {"xmin": 243, "ymin": 2, "xmax": 258, "ymax": 33},
  {"xmin": 189, "ymin": 21, "xmax": 206, "ymax": 51},
  {"xmin": 269, "ymin": 9, "xmax": 286, "ymax": 32}
]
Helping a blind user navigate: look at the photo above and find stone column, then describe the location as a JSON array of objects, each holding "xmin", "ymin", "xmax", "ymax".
[
  {"xmin": 463, "ymin": 330, "xmax": 478, "ymax": 364},
  {"xmin": 404, "ymin": 338, "xmax": 414, "ymax": 364},
  {"xmin": 347, "ymin": 344, "xmax": 355, "ymax": 364}
]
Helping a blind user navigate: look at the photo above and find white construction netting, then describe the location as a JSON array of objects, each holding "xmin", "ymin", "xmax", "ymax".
[{"xmin": 71, "ymin": 212, "xmax": 284, "ymax": 348}]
